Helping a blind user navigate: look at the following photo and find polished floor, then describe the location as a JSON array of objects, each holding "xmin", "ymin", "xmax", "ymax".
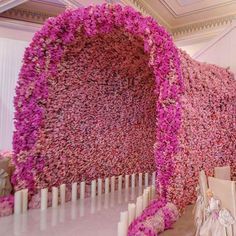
[
  {"xmin": 0, "ymin": 188, "xmax": 195, "ymax": 236},
  {"xmin": 0, "ymin": 188, "xmax": 143, "ymax": 236}
]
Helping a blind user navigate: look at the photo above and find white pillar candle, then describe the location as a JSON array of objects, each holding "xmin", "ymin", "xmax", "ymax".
[
  {"xmin": 22, "ymin": 189, "xmax": 28, "ymax": 213},
  {"xmin": 71, "ymin": 182, "xmax": 77, "ymax": 202},
  {"xmin": 91, "ymin": 180, "xmax": 96, "ymax": 198},
  {"xmin": 142, "ymin": 191, "xmax": 148, "ymax": 210},
  {"xmin": 145, "ymin": 187, "xmax": 150, "ymax": 203},
  {"xmin": 125, "ymin": 175, "xmax": 129, "ymax": 189},
  {"xmin": 145, "ymin": 173, "xmax": 149, "ymax": 188},
  {"xmin": 105, "ymin": 177, "xmax": 109, "ymax": 194},
  {"xmin": 152, "ymin": 171, "xmax": 156, "ymax": 186},
  {"xmin": 131, "ymin": 173, "xmax": 135, "ymax": 188},
  {"xmin": 118, "ymin": 175, "xmax": 122, "ymax": 192},
  {"xmin": 120, "ymin": 211, "xmax": 128, "ymax": 234},
  {"xmin": 128, "ymin": 203, "xmax": 136, "ymax": 225},
  {"xmin": 41, "ymin": 188, "xmax": 48, "ymax": 211},
  {"xmin": 111, "ymin": 176, "xmax": 115, "ymax": 193},
  {"xmin": 60, "ymin": 184, "xmax": 66, "ymax": 205},
  {"xmin": 117, "ymin": 221, "xmax": 125, "ymax": 236},
  {"xmin": 138, "ymin": 173, "xmax": 142, "ymax": 188},
  {"xmin": 98, "ymin": 178, "xmax": 102, "ymax": 196},
  {"xmin": 52, "ymin": 187, "xmax": 58, "ymax": 208},
  {"xmin": 80, "ymin": 181, "xmax": 85, "ymax": 200},
  {"xmin": 135, "ymin": 196, "xmax": 143, "ymax": 217},
  {"xmin": 14, "ymin": 190, "xmax": 22, "ymax": 214},
  {"xmin": 151, "ymin": 185, "xmax": 156, "ymax": 200}
]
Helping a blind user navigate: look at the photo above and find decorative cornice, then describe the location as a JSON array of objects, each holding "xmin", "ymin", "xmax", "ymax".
[
  {"xmin": 160, "ymin": 0, "xmax": 235, "ymax": 18},
  {"xmin": 0, "ymin": 0, "xmax": 28, "ymax": 14},
  {"xmin": 0, "ymin": 7, "xmax": 53, "ymax": 24},
  {"xmin": 120, "ymin": 0, "xmax": 170, "ymax": 30},
  {"xmin": 172, "ymin": 14, "xmax": 235, "ymax": 38}
]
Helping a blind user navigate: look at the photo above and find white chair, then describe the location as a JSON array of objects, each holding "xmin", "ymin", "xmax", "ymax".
[
  {"xmin": 208, "ymin": 177, "xmax": 236, "ymax": 236},
  {"xmin": 199, "ymin": 170, "xmax": 208, "ymax": 208},
  {"xmin": 214, "ymin": 166, "xmax": 231, "ymax": 180},
  {"xmin": 194, "ymin": 170, "xmax": 209, "ymax": 235}
]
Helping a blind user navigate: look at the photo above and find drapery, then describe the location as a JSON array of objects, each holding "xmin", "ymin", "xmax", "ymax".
[{"xmin": 0, "ymin": 37, "xmax": 28, "ymax": 150}]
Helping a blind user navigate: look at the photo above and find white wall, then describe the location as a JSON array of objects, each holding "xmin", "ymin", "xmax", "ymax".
[
  {"xmin": 194, "ymin": 20, "xmax": 236, "ymax": 75},
  {"xmin": 0, "ymin": 38, "xmax": 29, "ymax": 150}
]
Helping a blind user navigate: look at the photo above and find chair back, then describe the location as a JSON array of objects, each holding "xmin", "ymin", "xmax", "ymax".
[
  {"xmin": 208, "ymin": 177, "xmax": 236, "ymax": 236},
  {"xmin": 199, "ymin": 170, "xmax": 208, "ymax": 207},
  {"xmin": 214, "ymin": 166, "xmax": 231, "ymax": 180}
]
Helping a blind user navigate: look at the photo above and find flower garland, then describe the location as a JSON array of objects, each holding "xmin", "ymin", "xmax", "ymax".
[{"xmin": 128, "ymin": 199, "xmax": 179, "ymax": 235}]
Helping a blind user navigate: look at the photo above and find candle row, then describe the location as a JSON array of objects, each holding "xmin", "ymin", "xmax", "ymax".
[
  {"xmin": 14, "ymin": 171, "xmax": 156, "ymax": 214},
  {"xmin": 117, "ymin": 185, "xmax": 156, "ymax": 236},
  {"xmin": 14, "ymin": 189, "xmax": 28, "ymax": 214}
]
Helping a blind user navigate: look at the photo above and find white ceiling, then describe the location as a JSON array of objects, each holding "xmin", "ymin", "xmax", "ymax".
[{"xmin": 0, "ymin": 0, "xmax": 235, "ymax": 41}]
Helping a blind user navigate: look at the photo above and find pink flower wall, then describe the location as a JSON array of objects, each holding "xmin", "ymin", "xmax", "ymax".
[
  {"xmin": 34, "ymin": 30, "xmax": 157, "ymax": 188},
  {"xmin": 166, "ymin": 50, "xmax": 236, "ymax": 210},
  {"xmin": 12, "ymin": 4, "xmax": 183, "ymax": 194}
]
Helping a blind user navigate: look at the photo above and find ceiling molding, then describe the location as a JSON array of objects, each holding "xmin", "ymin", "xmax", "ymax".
[
  {"xmin": 1, "ymin": 7, "xmax": 53, "ymax": 23},
  {"xmin": 0, "ymin": 0, "xmax": 28, "ymax": 13},
  {"xmin": 160, "ymin": 0, "xmax": 235, "ymax": 18},
  {"xmin": 0, "ymin": 16, "xmax": 41, "ymax": 31},
  {"xmin": 172, "ymin": 14, "xmax": 235, "ymax": 38},
  {"xmin": 57, "ymin": 0, "xmax": 81, "ymax": 8},
  {"xmin": 120, "ymin": 0, "xmax": 171, "ymax": 30}
]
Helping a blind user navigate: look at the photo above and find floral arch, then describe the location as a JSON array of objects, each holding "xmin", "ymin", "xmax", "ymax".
[{"xmin": 13, "ymin": 4, "xmax": 183, "ymax": 203}]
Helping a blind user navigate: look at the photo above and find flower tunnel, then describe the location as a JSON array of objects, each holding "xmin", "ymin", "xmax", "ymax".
[
  {"xmin": 9, "ymin": 3, "xmax": 236, "ymax": 234},
  {"xmin": 13, "ymin": 4, "xmax": 183, "ymax": 199}
]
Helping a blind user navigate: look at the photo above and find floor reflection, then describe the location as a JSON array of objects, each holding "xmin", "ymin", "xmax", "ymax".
[{"xmin": 1, "ymin": 187, "xmax": 144, "ymax": 236}]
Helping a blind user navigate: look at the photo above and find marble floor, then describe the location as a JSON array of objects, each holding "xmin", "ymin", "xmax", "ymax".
[
  {"xmin": 0, "ymin": 188, "xmax": 195, "ymax": 236},
  {"xmin": 0, "ymin": 188, "xmax": 143, "ymax": 236}
]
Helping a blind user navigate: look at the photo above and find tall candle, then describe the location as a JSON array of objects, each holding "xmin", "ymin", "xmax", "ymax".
[
  {"xmin": 120, "ymin": 211, "xmax": 128, "ymax": 234},
  {"xmin": 98, "ymin": 178, "xmax": 102, "ymax": 196},
  {"xmin": 131, "ymin": 173, "xmax": 135, "ymax": 188},
  {"xmin": 91, "ymin": 180, "xmax": 96, "ymax": 198},
  {"xmin": 14, "ymin": 190, "xmax": 22, "ymax": 214},
  {"xmin": 135, "ymin": 196, "xmax": 143, "ymax": 217},
  {"xmin": 144, "ymin": 173, "xmax": 149, "ymax": 188},
  {"xmin": 80, "ymin": 181, "xmax": 85, "ymax": 200},
  {"xmin": 60, "ymin": 184, "xmax": 66, "ymax": 205},
  {"xmin": 152, "ymin": 171, "xmax": 156, "ymax": 186},
  {"xmin": 22, "ymin": 189, "xmax": 28, "ymax": 213},
  {"xmin": 128, "ymin": 203, "xmax": 136, "ymax": 225},
  {"xmin": 52, "ymin": 187, "xmax": 58, "ymax": 208},
  {"xmin": 151, "ymin": 185, "xmax": 156, "ymax": 199},
  {"xmin": 105, "ymin": 177, "xmax": 109, "ymax": 194},
  {"xmin": 138, "ymin": 173, "xmax": 142, "ymax": 188},
  {"xmin": 118, "ymin": 175, "xmax": 122, "ymax": 192},
  {"xmin": 117, "ymin": 221, "xmax": 125, "ymax": 236},
  {"xmin": 142, "ymin": 191, "xmax": 148, "ymax": 209},
  {"xmin": 125, "ymin": 175, "xmax": 129, "ymax": 189},
  {"xmin": 111, "ymin": 176, "xmax": 115, "ymax": 193},
  {"xmin": 72, "ymin": 182, "xmax": 77, "ymax": 202},
  {"xmin": 41, "ymin": 188, "xmax": 48, "ymax": 211}
]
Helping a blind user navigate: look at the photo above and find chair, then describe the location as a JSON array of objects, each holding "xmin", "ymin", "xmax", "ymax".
[
  {"xmin": 208, "ymin": 177, "xmax": 236, "ymax": 236},
  {"xmin": 199, "ymin": 170, "xmax": 208, "ymax": 208},
  {"xmin": 214, "ymin": 166, "xmax": 231, "ymax": 180}
]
